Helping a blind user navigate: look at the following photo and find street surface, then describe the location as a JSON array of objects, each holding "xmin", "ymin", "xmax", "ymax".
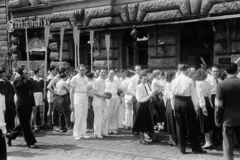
[{"xmin": 6, "ymin": 129, "xmax": 240, "ymax": 160}]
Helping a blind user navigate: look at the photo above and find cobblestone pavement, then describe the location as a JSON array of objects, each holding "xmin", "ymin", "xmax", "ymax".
[{"xmin": 6, "ymin": 129, "xmax": 240, "ymax": 160}]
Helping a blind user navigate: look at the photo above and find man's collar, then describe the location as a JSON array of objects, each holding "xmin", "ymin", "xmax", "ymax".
[{"xmin": 78, "ymin": 74, "xmax": 85, "ymax": 78}]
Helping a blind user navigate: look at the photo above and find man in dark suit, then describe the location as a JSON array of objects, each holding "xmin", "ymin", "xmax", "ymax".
[
  {"xmin": 6, "ymin": 66, "xmax": 37, "ymax": 148},
  {"xmin": 215, "ymin": 63, "xmax": 240, "ymax": 160}
]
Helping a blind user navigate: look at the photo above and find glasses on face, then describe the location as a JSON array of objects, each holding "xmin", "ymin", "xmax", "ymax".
[{"xmin": 80, "ymin": 70, "xmax": 85, "ymax": 72}]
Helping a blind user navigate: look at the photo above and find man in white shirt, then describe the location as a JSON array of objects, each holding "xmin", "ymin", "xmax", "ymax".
[
  {"xmin": 171, "ymin": 64, "xmax": 205, "ymax": 154},
  {"xmin": 70, "ymin": 64, "xmax": 90, "ymax": 140},
  {"xmin": 92, "ymin": 68, "xmax": 110, "ymax": 138},
  {"xmin": 114, "ymin": 68, "xmax": 125, "ymax": 128},
  {"xmin": 206, "ymin": 65, "xmax": 222, "ymax": 145},
  {"xmin": 0, "ymin": 89, "xmax": 6, "ymax": 160},
  {"xmin": 128, "ymin": 65, "xmax": 141, "ymax": 130},
  {"xmin": 106, "ymin": 70, "xmax": 121, "ymax": 134},
  {"xmin": 121, "ymin": 70, "xmax": 133, "ymax": 128}
]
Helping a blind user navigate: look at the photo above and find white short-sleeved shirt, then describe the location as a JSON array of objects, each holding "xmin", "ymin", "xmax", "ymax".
[
  {"xmin": 93, "ymin": 77, "xmax": 105, "ymax": 95},
  {"xmin": 105, "ymin": 79, "xmax": 119, "ymax": 95},
  {"xmin": 56, "ymin": 79, "xmax": 70, "ymax": 95},
  {"xmin": 206, "ymin": 76, "xmax": 222, "ymax": 95},
  {"xmin": 70, "ymin": 74, "xmax": 88, "ymax": 93}
]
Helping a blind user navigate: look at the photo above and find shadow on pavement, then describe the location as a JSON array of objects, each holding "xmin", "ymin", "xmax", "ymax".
[{"xmin": 8, "ymin": 149, "xmax": 46, "ymax": 158}]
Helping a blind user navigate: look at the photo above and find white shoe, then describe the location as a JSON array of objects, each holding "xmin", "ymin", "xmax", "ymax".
[
  {"xmin": 112, "ymin": 130, "xmax": 118, "ymax": 134},
  {"xmin": 82, "ymin": 135, "xmax": 90, "ymax": 139},
  {"xmin": 75, "ymin": 137, "xmax": 81, "ymax": 140},
  {"xmin": 144, "ymin": 138, "xmax": 152, "ymax": 142},
  {"xmin": 144, "ymin": 133, "xmax": 150, "ymax": 139},
  {"xmin": 96, "ymin": 136, "xmax": 103, "ymax": 139}
]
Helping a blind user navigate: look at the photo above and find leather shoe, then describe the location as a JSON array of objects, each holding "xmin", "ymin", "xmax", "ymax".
[
  {"xmin": 6, "ymin": 134, "xmax": 12, "ymax": 147},
  {"xmin": 193, "ymin": 150, "xmax": 207, "ymax": 154},
  {"xmin": 27, "ymin": 144, "xmax": 38, "ymax": 148}
]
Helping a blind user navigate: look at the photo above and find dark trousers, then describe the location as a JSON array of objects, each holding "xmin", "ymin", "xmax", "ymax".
[
  {"xmin": 52, "ymin": 95, "xmax": 59, "ymax": 127},
  {"xmin": 223, "ymin": 126, "xmax": 240, "ymax": 160},
  {"xmin": 132, "ymin": 96, "xmax": 139, "ymax": 125},
  {"xmin": 57, "ymin": 94, "xmax": 71, "ymax": 130},
  {"xmin": 174, "ymin": 96, "xmax": 202, "ymax": 153},
  {"xmin": 211, "ymin": 94, "xmax": 223, "ymax": 144},
  {"xmin": 87, "ymin": 97, "xmax": 94, "ymax": 129},
  {"xmin": 9, "ymin": 109, "xmax": 37, "ymax": 145},
  {"xmin": 0, "ymin": 129, "xmax": 7, "ymax": 160}
]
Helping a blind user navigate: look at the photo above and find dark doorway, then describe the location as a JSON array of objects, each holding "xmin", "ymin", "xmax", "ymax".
[
  {"xmin": 180, "ymin": 22, "xmax": 214, "ymax": 68},
  {"xmin": 122, "ymin": 28, "xmax": 148, "ymax": 69},
  {"xmin": 79, "ymin": 35, "xmax": 91, "ymax": 67}
]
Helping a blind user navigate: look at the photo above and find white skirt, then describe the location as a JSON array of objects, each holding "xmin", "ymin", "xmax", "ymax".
[{"xmin": 34, "ymin": 92, "xmax": 43, "ymax": 106}]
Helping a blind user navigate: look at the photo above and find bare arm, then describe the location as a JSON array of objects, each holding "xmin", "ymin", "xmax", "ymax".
[{"xmin": 47, "ymin": 78, "xmax": 57, "ymax": 94}]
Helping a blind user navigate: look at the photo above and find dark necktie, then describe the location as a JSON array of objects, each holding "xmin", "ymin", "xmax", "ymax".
[
  {"xmin": 144, "ymin": 85, "xmax": 148, "ymax": 95},
  {"xmin": 215, "ymin": 78, "xmax": 218, "ymax": 84}
]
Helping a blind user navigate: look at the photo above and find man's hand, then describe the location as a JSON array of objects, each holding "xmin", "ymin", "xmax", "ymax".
[{"xmin": 2, "ymin": 133, "xmax": 7, "ymax": 137}]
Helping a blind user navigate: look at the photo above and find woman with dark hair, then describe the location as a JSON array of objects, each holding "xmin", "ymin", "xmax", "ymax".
[
  {"xmin": 164, "ymin": 71, "xmax": 178, "ymax": 147},
  {"xmin": 132, "ymin": 73, "xmax": 159, "ymax": 144},
  {"xmin": 192, "ymin": 69, "xmax": 214, "ymax": 149}
]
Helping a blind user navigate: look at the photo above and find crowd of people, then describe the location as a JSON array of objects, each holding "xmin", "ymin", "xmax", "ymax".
[{"xmin": 0, "ymin": 62, "xmax": 240, "ymax": 160}]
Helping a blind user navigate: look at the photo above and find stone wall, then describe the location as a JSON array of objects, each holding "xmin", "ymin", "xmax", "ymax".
[
  {"xmin": 0, "ymin": 1, "xmax": 8, "ymax": 68},
  {"xmin": 93, "ymin": 30, "xmax": 122, "ymax": 69},
  {"xmin": 146, "ymin": 25, "xmax": 181, "ymax": 69},
  {"xmin": 10, "ymin": 0, "xmax": 240, "ymax": 28}
]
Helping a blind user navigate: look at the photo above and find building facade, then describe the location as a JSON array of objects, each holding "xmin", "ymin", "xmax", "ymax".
[{"xmin": 7, "ymin": 0, "xmax": 240, "ymax": 70}]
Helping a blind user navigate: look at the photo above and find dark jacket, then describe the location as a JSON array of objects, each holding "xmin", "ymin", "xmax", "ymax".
[
  {"xmin": 13, "ymin": 76, "xmax": 36, "ymax": 111},
  {"xmin": 215, "ymin": 76, "xmax": 240, "ymax": 127}
]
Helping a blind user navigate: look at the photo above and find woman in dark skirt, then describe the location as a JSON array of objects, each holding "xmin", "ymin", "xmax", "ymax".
[
  {"xmin": 163, "ymin": 71, "xmax": 177, "ymax": 146},
  {"xmin": 192, "ymin": 69, "xmax": 214, "ymax": 149},
  {"xmin": 132, "ymin": 73, "xmax": 159, "ymax": 145}
]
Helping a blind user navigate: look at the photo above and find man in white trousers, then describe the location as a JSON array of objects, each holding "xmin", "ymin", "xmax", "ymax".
[
  {"xmin": 106, "ymin": 70, "xmax": 121, "ymax": 134},
  {"xmin": 128, "ymin": 65, "xmax": 142, "ymax": 131},
  {"xmin": 121, "ymin": 70, "xmax": 133, "ymax": 129},
  {"xmin": 70, "ymin": 64, "xmax": 90, "ymax": 140},
  {"xmin": 93, "ymin": 68, "xmax": 110, "ymax": 138}
]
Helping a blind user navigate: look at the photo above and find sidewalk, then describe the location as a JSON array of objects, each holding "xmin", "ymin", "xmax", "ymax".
[{"xmin": 7, "ymin": 129, "xmax": 240, "ymax": 160}]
